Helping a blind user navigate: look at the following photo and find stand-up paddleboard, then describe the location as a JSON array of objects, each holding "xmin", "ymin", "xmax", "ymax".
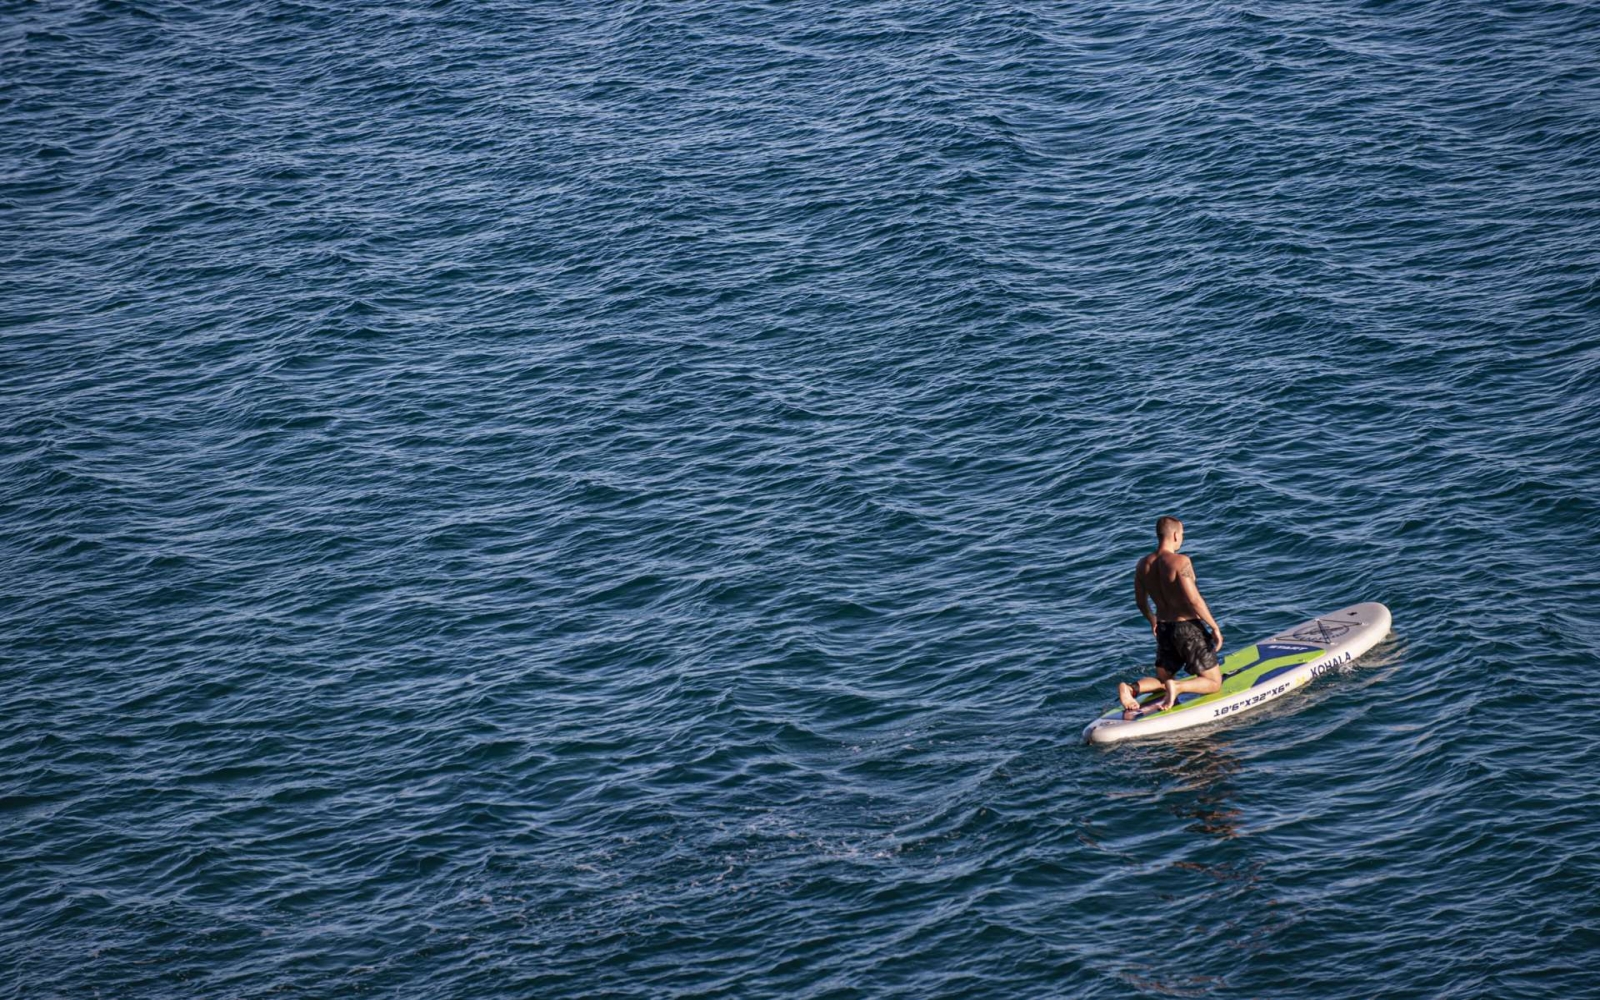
[{"xmin": 1083, "ymin": 602, "xmax": 1391, "ymax": 745}]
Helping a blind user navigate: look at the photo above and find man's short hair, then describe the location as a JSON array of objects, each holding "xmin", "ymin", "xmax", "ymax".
[{"xmin": 1156, "ymin": 516, "xmax": 1183, "ymax": 540}]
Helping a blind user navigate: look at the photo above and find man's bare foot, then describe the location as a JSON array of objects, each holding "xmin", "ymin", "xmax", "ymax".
[
  {"xmin": 1118, "ymin": 682, "xmax": 1140, "ymax": 712},
  {"xmin": 1158, "ymin": 678, "xmax": 1179, "ymax": 711}
]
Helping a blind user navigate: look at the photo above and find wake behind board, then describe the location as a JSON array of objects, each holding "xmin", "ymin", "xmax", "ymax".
[{"xmin": 1083, "ymin": 602, "xmax": 1391, "ymax": 745}]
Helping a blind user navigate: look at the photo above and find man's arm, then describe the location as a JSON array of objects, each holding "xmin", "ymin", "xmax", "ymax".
[
  {"xmin": 1134, "ymin": 564, "xmax": 1156, "ymax": 634},
  {"xmin": 1177, "ymin": 559, "xmax": 1223, "ymax": 650}
]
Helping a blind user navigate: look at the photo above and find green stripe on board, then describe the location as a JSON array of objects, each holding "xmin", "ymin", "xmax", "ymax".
[
  {"xmin": 1220, "ymin": 645, "xmax": 1262, "ymax": 677},
  {"xmin": 1098, "ymin": 644, "xmax": 1323, "ymax": 719},
  {"xmin": 1165, "ymin": 649, "xmax": 1322, "ymax": 714}
]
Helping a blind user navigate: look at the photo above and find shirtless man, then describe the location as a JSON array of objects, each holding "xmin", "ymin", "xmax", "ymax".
[{"xmin": 1117, "ymin": 516, "xmax": 1224, "ymax": 714}]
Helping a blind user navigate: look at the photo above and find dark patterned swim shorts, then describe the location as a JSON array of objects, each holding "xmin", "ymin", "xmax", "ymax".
[{"xmin": 1155, "ymin": 620, "xmax": 1219, "ymax": 676}]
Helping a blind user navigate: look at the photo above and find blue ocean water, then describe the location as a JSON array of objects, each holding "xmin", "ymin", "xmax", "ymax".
[{"xmin": 4, "ymin": 1, "xmax": 1600, "ymax": 996}]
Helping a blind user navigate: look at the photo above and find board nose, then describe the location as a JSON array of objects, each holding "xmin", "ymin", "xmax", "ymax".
[{"xmin": 1338, "ymin": 602, "xmax": 1392, "ymax": 633}]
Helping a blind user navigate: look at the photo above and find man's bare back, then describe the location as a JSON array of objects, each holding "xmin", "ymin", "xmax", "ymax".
[
  {"xmin": 1118, "ymin": 517, "xmax": 1225, "ymax": 714},
  {"xmin": 1136, "ymin": 550, "xmax": 1209, "ymax": 624}
]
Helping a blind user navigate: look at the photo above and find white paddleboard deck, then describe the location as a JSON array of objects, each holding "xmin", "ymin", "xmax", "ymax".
[{"xmin": 1083, "ymin": 602, "xmax": 1392, "ymax": 745}]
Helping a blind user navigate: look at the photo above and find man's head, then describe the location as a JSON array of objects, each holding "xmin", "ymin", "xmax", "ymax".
[{"xmin": 1156, "ymin": 516, "xmax": 1183, "ymax": 547}]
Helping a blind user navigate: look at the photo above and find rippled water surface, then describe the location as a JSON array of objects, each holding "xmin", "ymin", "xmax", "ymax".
[{"xmin": 5, "ymin": 2, "xmax": 1600, "ymax": 997}]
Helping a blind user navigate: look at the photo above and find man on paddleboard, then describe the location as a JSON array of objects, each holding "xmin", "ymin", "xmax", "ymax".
[{"xmin": 1118, "ymin": 517, "xmax": 1224, "ymax": 714}]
